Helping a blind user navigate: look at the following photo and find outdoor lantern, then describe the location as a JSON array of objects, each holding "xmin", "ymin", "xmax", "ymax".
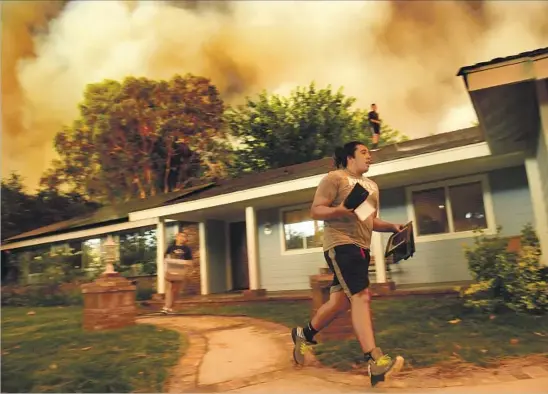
[{"xmin": 103, "ymin": 235, "xmax": 118, "ymax": 274}]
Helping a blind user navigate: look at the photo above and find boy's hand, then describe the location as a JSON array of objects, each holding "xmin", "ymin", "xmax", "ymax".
[{"xmin": 334, "ymin": 202, "xmax": 355, "ymax": 218}]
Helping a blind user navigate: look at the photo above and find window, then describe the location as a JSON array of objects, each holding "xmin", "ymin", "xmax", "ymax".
[
  {"xmin": 281, "ymin": 207, "xmax": 324, "ymax": 252},
  {"xmin": 407, "ymin": 175, "xmax": 494, "ymax": 240}
]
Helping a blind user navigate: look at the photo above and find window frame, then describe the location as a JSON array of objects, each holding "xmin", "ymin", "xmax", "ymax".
[
  {"xmin": 405, "ymin": 174, "xmax": 497, "ymax": 243},
  {"xmin": 279, "ymin": 203, "xmax": 324, "ymax": 255}
]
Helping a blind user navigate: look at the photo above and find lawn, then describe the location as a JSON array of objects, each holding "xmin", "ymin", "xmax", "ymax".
[
  {"xmin": 1, "ymin": 306, "xmax": 184, "ymax": 393},
  {"xmin": 181, "ymin": 296, "xmax": 548, "ymax": 371}
]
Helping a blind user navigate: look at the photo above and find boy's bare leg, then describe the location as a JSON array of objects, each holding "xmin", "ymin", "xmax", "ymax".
[
  {"xmin": 292, "ymin": 290, "xmax": 349, "ymax": 365},
  {"xmin": 350, "ymin": 288, "xmax": 376, "ymax": 352},
  {"xmin": 351, "ymin": 288, "xmax": 404, "ymax": 384},
  {"xmin": 311, "ymin": 290, "xmax": 350, "ymax": 330},
  {"xmin": 164, "ymin": 280, "xmax": 174, "ymax": 310},
  {"xmin": 372, "ymin": 133, "xmax": 380, "ymax": 149},
  {"xmin": 171, "ymin": 281, "xmax": 183, "ymax": 308}
]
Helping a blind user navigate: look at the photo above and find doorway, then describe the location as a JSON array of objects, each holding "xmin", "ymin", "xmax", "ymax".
[{"xmin": 229, "ymin": 221, "xmax": 249, "ymax": 291}]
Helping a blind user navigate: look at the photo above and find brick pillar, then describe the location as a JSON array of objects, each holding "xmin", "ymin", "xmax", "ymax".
[
  {"xmin": 81, "ymin": 272, "xmax": 136, "ymax": 331},
  {"xmin": 181, "ymin": 224, "xmax": 201, "ymax": 296}
]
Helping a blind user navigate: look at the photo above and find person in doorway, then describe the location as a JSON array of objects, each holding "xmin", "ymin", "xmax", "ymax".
[
  {"xmin": 291, "ymin": 141, "xmax": 405, "ymax": 385},
  {"xmin": 162, "ymin": 231, "xmax": 192, "ymax": 314},
  {"xmin": 368, "ymin": 103, "xmax": 382, "ymax": 149}
]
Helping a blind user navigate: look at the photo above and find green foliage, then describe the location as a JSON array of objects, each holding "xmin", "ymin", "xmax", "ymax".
[
  {"xmin": 226, "ymin": 82, "xmax": 408, "ymax": 175},
  {"xmin": 1, "ymin": 172, "xmax": 98, "ymax": 242},
  {"xmin": 116, "ymin": 227, "xmax": 157, "ymax": 276},
  {"xmin": 42, "ymin": 74, "xmax": 231, "ymax": 203},
  {"xmin": 1, "ymin": 173, "xmax": 99, "ymax": 282},
  {"xmin": 461, "ymin": 224, "xmax": 548, "ymax": 314},
  {"xmin": 1, "ymin": 285, "xmax": 83, "ymax": 307}
]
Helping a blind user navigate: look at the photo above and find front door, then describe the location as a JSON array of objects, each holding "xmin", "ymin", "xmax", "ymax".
[{"xmin": 229, "ymin": 221, "xmax": 249, "ymax": 290}]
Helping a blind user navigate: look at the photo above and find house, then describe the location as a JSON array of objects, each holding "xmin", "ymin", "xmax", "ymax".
[{"xmin": 2, "ymin": 47, "xmax": 547, "ymax": 297}]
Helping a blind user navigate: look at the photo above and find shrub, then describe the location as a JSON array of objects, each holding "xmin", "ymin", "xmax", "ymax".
[
  {"xmin": 461, "ymin": 223, "xmax": 548, "ymax": 314},
  {"xmin": 1, "ymin": 284, "xmax": 83, "ymax": 307}
]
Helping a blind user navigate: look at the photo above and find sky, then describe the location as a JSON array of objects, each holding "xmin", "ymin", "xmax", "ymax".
[{"xmin": 2, "ymin": 0, "xmax": 548, "ymax": 192}]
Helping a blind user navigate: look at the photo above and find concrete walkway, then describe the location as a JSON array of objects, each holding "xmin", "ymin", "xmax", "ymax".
[{"xmin": 137, "ymin": 314, "xmax": 548, "ymax": 394}]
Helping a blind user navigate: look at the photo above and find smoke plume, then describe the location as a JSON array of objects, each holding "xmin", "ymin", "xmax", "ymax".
[{"xmin": 2, "ymin": 0, "xmax": 548, "ymax": 191}]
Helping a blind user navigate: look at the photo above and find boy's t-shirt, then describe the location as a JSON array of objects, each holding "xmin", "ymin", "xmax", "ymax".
[
  {"xmin": 165, "ymin": 244, "xmax": 192, "ymax": 260},
  {"xmin": 314, "ymin": 169, "xmax": 379, "ymax": 251}
]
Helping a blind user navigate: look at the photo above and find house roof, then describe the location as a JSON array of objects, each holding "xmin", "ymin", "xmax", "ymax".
[
  {"xmin": 3, "ymin": 126, "xmax": 483, "ymax": 244},
  {"xmin": 162, "ymin": 126, "xmax": 484, "ymax": 206},
  {"xmin": 457, "ymin": 47, "xmax": 548, "ymax": 76},
  {"xmin": 2, "ymin": 182, "xmax": 215, "ymax": 243}
]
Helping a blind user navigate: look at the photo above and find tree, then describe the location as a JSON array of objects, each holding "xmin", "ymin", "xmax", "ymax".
[
  {"xmin": 1, "ymin": 173, "xmax": 35, "ymax": 241},
  {"xmin": 1, "ymin": 172, "xmax": 100, "ymax": 241},
  {"xmin": 42, "ymin": 74, "xmax": 232, "ymax": 203},
  {"xmin": 225, "ymin": 83, "xmax": 408, "ymax": 175}
]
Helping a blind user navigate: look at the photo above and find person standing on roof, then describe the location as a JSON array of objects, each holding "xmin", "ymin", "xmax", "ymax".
[{"xmin": 368, "ymin": 103, "xmax": 382, "ymax": 150}]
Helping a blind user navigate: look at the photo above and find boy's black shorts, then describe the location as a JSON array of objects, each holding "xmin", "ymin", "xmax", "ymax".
[{"xmin": 324, "ymin": 244, "xmax": 371, "ymax": 298}]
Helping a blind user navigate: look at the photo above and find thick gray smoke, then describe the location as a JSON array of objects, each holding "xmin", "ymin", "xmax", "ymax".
[{"xmin": 2, "ymin": 0, "xmax": 548, "ymax": 191}]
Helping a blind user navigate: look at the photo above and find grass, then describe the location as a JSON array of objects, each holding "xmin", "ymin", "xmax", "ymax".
[
  {"xmin": 1, "ymin": 306, "xmax": 185, "ymax": 393},
  {"xmin": 180, "ymin": 296, "xmax": 548, "ymax": 372}
]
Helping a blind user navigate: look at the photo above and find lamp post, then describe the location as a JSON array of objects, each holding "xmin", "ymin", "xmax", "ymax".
[{"xmin": 103, "ymin": 235, "xmax": 118, "ymax": 275}]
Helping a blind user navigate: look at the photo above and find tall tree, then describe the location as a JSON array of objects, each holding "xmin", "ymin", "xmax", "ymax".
[
  {"xmin": 42, "ymin": 74, "xmax": 231, "ymax": 203},
  {"xmin": 1, "ymin": 172, "xmax": 99, "ymax": 241},
  {"xmin": 226, "ymin": 83, "xmax": 407, "ymax": 175}
]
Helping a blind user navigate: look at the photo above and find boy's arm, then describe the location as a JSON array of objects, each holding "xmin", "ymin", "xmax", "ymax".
[{"xmin": 310, "ymin": 174, "xmax": 353, "ymax": 220}]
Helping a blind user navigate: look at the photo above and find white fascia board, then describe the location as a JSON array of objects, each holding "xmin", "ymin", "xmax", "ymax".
[
  {"xmin": 0, "ymin": 218, "xmax": 159, "ymax": 251},
  {"xmin": 465, "ymin": 55, "xmax": 547, "ymax": 92}
]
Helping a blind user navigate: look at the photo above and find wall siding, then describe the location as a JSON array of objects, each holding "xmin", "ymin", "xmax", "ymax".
[
  {"xmin": 488, "ymin": 166, "xmax": 535, "ymax": 236},
  {"xmin": 257, "ymin": 166, "xmax": 534, "ymax": 289},
  {"xmin": 205, "ymin": 220, "xmax": 227, "ymax": 294},
  {"xmin": 257, "ymin": 208, "xmax": 325, "ymax": 291}
]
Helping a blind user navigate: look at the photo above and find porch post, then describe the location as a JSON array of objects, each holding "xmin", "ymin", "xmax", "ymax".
[
  {"xmin": 525, "ymin": 157, "xmax": 548, "ymax": 266},
  {"xmin": 530, "ymin": 79, "xmax": 548, "ymax": 265},
  {"xmin": 199, "ymin": 222, "xmax": 210, "ymax": 295},
  {"xmin": 245, "ymin": 206, "xmax": 261, "ymax": 290},
  {"xmin": 372, "ymin": 210, "xmax": 387, "ymax": 283},
  {"xmin": 156, "ymin": 219, "xmax": 166, "ymax": 294}
]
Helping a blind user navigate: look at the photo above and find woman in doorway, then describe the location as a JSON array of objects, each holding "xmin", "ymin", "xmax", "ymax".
[{"xmin": 162, "ymin": 231, "xmax": 193, "ymax": 314}]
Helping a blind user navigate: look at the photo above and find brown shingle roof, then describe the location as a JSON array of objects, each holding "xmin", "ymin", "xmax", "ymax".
[
  {"xmin": 165, "ymin": 126, "xmax": 484, "ymax": 206},
  {"xmin": 3, "ymin": 126, "xmax": 483, "ymax": 244},
  {"xmin": 457, "ymin": 47, "xmax": 548, "ymax": 76},
  {"xmin": 2, "ymin": 182, "xmax": 215, "ymax": 243}
]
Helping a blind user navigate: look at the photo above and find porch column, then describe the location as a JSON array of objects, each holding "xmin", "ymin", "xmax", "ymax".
[
  {"xmin": 531, "ymin": 79, "xmax": 548, "ymax": 265},
  {"xmin": 245, "ymin": 206, "xmax": 261, "ymax": 290},
  {"xmin": 372, "ymin": 210, "xmax": 387, "ymax": 283},
  {"xmin": 372, "ymin": 233, "xmax": 386, "ymax": 283},
  {"xmin": 199, "ymin": 222, "xmax": 210, "ymax": 295},
  {"xmin": 156, "ymin": 219, "xmax": 166, "ymax": 294},
  {"xmin": 525, "ymin": 156, "xmax": 548, "ymax": 266}
]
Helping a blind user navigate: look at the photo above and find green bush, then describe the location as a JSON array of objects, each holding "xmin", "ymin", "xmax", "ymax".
[
  {"xmin": 1, "ymin": 284, "xmax": 83, "ymax": 307},
  {"xmin": 461, "ymin": 223, "xmax": 548, "ymax": 314},
  {"xmin": 136, "ymin": 287, "xmax": 155, "ymax": 301}
]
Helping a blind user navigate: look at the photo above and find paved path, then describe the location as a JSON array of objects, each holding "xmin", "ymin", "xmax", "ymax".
[{"xmin": 137, "ymin": 315, "xmax": 548, "ymax": 393}]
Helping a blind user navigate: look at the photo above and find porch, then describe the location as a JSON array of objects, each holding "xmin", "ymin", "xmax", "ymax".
[{"xmin": 131, "ymin": 136, "xmax": 528, "ymax": 297}]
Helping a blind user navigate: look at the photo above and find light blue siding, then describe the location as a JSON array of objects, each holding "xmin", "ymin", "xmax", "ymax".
[
  {"xmin": 488, "ymin": 166, "xmax": 535, "ymax": 236},
  {"xmin": 380, "ymin": 166, "xmax": 534, "ymax": 285},
  {"xmin": 205, "ymin": 219, "xmax": 228, "ymax": 293},
  {"xmin": 257, "ymin": 208, "xmax": 325, "ymax": 291},
  {"xmin": 256, "ymin": 166, "xmax": 534, "ymax": 289}
]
